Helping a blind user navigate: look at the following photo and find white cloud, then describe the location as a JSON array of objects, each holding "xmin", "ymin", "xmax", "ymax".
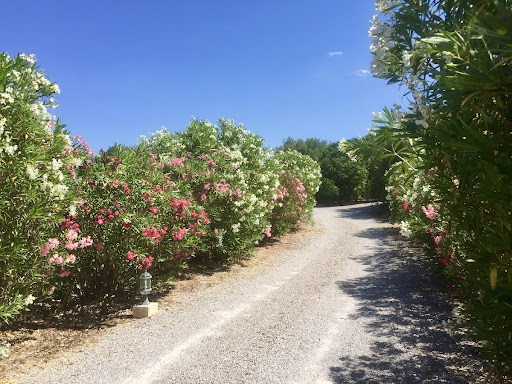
[
  {"xmin": 328, "ymin": 51, "xmax": 343, "ymax": 56},
  {"xmin": 354, "ymin": 69, "xmax": 370, "ymax": 76}
]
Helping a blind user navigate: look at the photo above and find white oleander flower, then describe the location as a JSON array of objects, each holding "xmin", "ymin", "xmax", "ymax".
[
  {"xmin": 51, "ymin": 183, "xmax": 69, "ymax": 200},
  {"xmin": 24, "ymin": 294, "xmax": 35, "ymax": 305},
  {"xmin": 402, "ymin": 50, "xmax": 412, "ymax": 68},
  {"xmin": 26, "ymin": 165, "xmax": 39, "ymax": 180},
  {"xmin": 4, "ymin": 145, "xmax": 17, "ymax": 155},
  {"xmin": 400, "ymin": 221, "xmax": 412, "ymax": 238},
  {"xmin": 20, "ymin": 53, "xmax": 36, "ymax": 64},
  {"xmin": 51, "ymin": 158, "xmax": 63, "ymax": 170}
]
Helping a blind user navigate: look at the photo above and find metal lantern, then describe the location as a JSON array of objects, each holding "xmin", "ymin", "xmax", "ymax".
[{"xmin": 139, "ymin": 271, "xmax": 152, "ymax": 305}]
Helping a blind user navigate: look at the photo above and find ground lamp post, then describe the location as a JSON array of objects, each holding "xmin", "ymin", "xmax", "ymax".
[
  {"xmin": 132, "ymin": 271, "xmax": 158, "ymax": 318},
  {"xmin": 139, "ymin": 271, "xmax": 152, "ymax": 305}
]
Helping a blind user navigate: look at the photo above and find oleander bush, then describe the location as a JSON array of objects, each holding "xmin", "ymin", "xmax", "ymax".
[
  {"xmin": 0, "ymin": 53, "xmax": 83, "ymax": 324},
  {"xmin": 270, "ymin": 150, "xmax": 321, "ymax": 236},
  {"xmin": 345, "ymin": 0, "xmax": 512, "ymax": 378}
]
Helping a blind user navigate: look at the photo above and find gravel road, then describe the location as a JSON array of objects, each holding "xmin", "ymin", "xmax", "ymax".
[{"xmin": 18, "ymin": 204, "xmax": 479, "ymax": 383}]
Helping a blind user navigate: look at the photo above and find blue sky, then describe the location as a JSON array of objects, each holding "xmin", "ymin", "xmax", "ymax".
[{"xmin": 1, "ymin": 0, "xmax": 404, "ymax": 153}]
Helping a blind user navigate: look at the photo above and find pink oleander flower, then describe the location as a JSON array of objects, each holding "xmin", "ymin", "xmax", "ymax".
[
  {"xmin": 40, "ymin": 243, "xmax": 51, "ymax": 257},
  {"xmin": 201, "ymin": 193, "xmax": 207, "ymax": 201},
  {"xmin": 73, "ymin": 135, "xmax": 94, "ymax": 158},
  {"xmin": 137, "ymin": 256, "xmax": 154, "ymax": 272},
  {"xmin": 126, "ymin": 251, "xmax": 135, "ymax": 261},
  {"xmin": 96, "ymin": 242, "xmax": 103, "ymax": 251},
  {"xmin": 65, "ymin": 242, "xmax": 78, "ymax": 250},
  {"xmin": 235, "ymin": 188, "xmax": 242, "ymax": 198},
  {"xmin": 401, "ymin": 202, "xmax": 411, "ymax": 213},
  {"xmin": 422, "ymin": 204, "xmax": 437, "ymax": 219},
  {"xmin": 60, "ymin": 268, "xmax": 71, "ymax": 277},
  {"xmin": 173, "ymin": 227, "xmax": 188, "ymax": 241},
  {"xmin": 78, "ymin": 236, "xmax": 93, "ymax": 248},
  {"xmin": 263, "ymin": 227, "xmax": 272, "ymax": 238},
  {"xmin": 49, "ymin": 253, "xmax": 63, "ymax": 264},
  {"xmin": 48, "ymin": 238, "xmax": 60, "ymax": 248},
  {"xmin": 66, "ymin": 254, "xmax": 76, "ymax": 263},
  {"xmin": 66, "ymin": 229, "xmax": 78, "ymax": 241},
  {"xmin": 49, "ymin": 286, "xmax": 56, "ymax": 295},
  {"xmin": 168, "ymin": 157, "xmax": 185, "ymax": 168}
]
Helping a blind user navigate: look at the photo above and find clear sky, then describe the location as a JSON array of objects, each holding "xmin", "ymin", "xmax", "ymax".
[{"xmin": 1, "ymin": 0, "xmax": 404, "ymax": 153}]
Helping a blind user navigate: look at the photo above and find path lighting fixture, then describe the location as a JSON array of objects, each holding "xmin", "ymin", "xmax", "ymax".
[
  {"xmin": 133, "ymin": 271, "xmax": 158, "ymax": 318},
  {"xmin": 139, "ymin": 271, "xmax": 152, "ymax": 305}
]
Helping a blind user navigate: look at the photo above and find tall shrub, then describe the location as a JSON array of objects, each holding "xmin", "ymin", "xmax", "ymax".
[
  {"xmin": 0, "ymin": 53, "xmax": 81, "ymax": 323},
  {"xmin": 140, "ymin": 119, "xmax": 281, "ymax": 261},
  {"xmin": 48, "ymin": 144, "xmax": 209, "ymax": 300},
  {"xmin": 346, "ymin": 0, "xmax": 512, "ymax": 377},
  {"xmin": 270, "ymin": 150, "xmax": 321, "ymax": 236}
]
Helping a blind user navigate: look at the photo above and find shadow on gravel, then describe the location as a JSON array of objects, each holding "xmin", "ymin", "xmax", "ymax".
[
  {"xmin": 329, "ymin": 225, "xmax": 480, "ymax": 383},
  {"xmin": 335, "ymin": 203, "xmax": 390, "ymax": 223}
]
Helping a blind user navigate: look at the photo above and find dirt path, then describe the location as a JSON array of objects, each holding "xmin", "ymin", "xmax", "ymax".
[{"xmin": 10, "ymin": 204, "xmax": 480, "ymax": 383}]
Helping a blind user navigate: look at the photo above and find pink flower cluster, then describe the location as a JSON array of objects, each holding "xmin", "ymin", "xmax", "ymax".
[
  {"xmin": 173, "ymin": 227, "xmax": 188, "ymax": 241},
  {"xmin": 124, "ymin": 251, "xmax": 154, "ymax": 272},
  {"xmin": 138, "ymin": 256, "xmax": 154, "ymax": 271},
  {"xmin": 428, "ymin": 227, "xmax": 447, "ymax": 254},
  {"xmin": 95, "ymin": 208, "xmax": 120, "ymax": 225},
  {"xmin": 173, "ymin": 251, "xmax": 190, "ymax": 261},
  {"xmin": 142, "ymin": 226, "xmax": 168, "ymax": 244},
  {"xmin": 168, "ymin": 157, "xmax": 185, "ymax": 168},
  {"xmin": 401, "ymin": 202, "xmax": 411, "ymax": 213},
  {"xmin": 170, "ymin": 197, "xmax": 191, "ymax": 219},
  {"xmin": 73, "ymin": 135, "xmax": 94, "ymax": 158},
  {"xmin": 40, "ymin": 238, "xmax": 59, "ymax": 257},
  {"xmin": 422, "ymin": 204, "xmax": 437, "ymax": 219},
  {"xmin": 214, "ymin": 179, "xmax": 230, "ymax": 194},
  {"xmin": 126, "ymin": 251, "xmax": 135, "ymax": 261},
  {"xmin": 439, "ymin": 251, "xmax": 455, "ymax": 267}
]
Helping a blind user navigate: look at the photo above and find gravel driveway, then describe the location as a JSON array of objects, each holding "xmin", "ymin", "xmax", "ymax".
[{"xmin": 18, "ymin": 204, "xmax": 479, "ymax": 383}]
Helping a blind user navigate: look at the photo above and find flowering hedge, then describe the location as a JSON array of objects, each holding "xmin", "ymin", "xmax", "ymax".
[
  {"xmin": 0, "ymin": 52, "xmax": 322, "ymax": 333},
  {"xmin": 139, "ymin": 119, "xmax": 321, "ymax": 260},
  {"xmin": 345, "ymin": 0, "xmax": 512, "ymax": 378}
]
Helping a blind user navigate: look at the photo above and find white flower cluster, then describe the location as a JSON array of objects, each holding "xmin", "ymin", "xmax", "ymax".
[
  {"xmin": 0, "ymin": 86, "xmax": 15, "ymax": 105},
  {"xmin": 400, "ymin": 220, "xmax": 412, "ymax": 238},
  {"xmin": 369, "ymin": 12, "xmax": 395, "ymax": 77},
  {"xmin": 0, "ymin": 121, "xmax": 18, "ymax": 156},
  {"xmin": 30, "ymin": 102, "xmax": 57, "ymax": 134},
  {"xmin": 338, "ymin": 138, "xmax": 357, "ymax": 162}
]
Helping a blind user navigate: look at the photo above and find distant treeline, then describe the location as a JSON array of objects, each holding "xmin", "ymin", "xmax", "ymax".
[{"xmin": 276, "ymin": 137, "xmax": 388, "ymax": 204}]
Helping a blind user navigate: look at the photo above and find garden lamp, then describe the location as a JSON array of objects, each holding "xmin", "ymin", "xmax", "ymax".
[{"xmin": 139, "ymin": 271, "xmax": 152, "ymax": 305}]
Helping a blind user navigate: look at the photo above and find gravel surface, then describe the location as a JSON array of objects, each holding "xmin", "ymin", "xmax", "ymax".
[{"xmin": 17, "ymin": 204, "xmax": 480, "ymax": 383}]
